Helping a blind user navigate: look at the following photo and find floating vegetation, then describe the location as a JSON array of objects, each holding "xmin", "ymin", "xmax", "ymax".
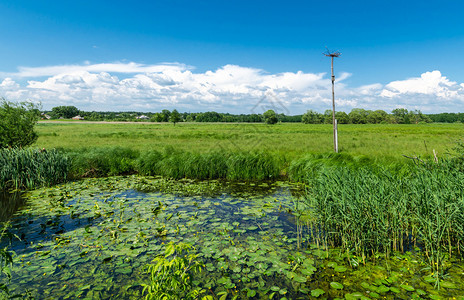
[
  {"xmin": 0, "ymin": 222, "xmax": 14, "ymax": 298},
  {"xmin": 0, "ymin": 176, "xmax": 463, "ymax": 299}
]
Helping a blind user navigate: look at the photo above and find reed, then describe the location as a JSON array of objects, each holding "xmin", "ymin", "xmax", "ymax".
[
  {"xmin": 288, "ymin": 152, "xmax": 413, "ymax": 182},
  {"xmin": 65, "ymin": 147, "xmax": 139, "ymax": 178},
  {"xmin": 302, "ymin": 159, "xmax": 464, "ymax": 271},
  {"xmin": 136, "ymin": 147, "xmax": 281, "ymax": 180},
  {"xmin": 0, "ymin": 148, "xmax": 69, "ymax": 190}
]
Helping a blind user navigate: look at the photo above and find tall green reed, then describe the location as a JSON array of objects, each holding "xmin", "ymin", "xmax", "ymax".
[
  {"xmin": 302, "ymin": 159, "xmax": 464, "ymax": 272},
  {"xmin": 136, "ymin": 148, "xmax": 281, "ymax": 180},
  {"xmin": 0, "ymin": 148, "xmax": 69, "ymax": 190}
]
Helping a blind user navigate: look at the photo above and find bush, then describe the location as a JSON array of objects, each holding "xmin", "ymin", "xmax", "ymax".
[{"xmin": 0, "ymin": 99, "xmax": 41, "ymax": 148}]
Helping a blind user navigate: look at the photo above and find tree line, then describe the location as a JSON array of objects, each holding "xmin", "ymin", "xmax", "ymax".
[{"xmin": 43, "ymin": 105, "xmax": 464, "ymax": 124}]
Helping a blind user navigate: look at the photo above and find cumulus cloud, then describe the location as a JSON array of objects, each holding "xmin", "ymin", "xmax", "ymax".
[
  {"xmin": 381, "ymin": 71, "xmax": 461, "ymax": 98},
  {"xmin": 0, "ymin": 62, "xmax": 463, "ymax": 113}
]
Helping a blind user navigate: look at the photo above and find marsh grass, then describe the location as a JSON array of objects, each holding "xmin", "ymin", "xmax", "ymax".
[
  {"xmin": 0, "ymin": 148, "xmax": 69, "ymax": 190},
  {"xmin": 136, "ymin": 147, "xmax": 281, "ymax": 180},
  {"xmin": 288, "ymin": 152, "xmax": 414, "ymax": 182},
  {"xmin": 302, "ymin": 159, "xmax": 464, "ymax": 278},
  {"xmin": 65, "ymin": 147, "xmax": 139, "ymax": 178}
]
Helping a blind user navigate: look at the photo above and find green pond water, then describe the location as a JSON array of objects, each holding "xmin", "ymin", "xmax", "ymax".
[{"xmin": 1, "ymin": 176, "xmax": 463, "ymax": 299}]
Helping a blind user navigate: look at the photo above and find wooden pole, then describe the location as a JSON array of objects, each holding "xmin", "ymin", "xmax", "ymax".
[
  {"xmin": 331, "ymin": 56, "xmax": 338, "ymax": 153},
  {"xmin": 324, "ymin": 49, "xmax": 340, "ymax": 153}
]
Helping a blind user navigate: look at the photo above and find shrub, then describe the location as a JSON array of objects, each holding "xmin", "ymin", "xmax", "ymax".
[{"xmin": 0, "ymin": 99, "xmax": 41, "ymax": 148}]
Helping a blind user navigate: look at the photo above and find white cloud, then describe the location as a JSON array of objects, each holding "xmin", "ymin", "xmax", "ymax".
[
  {"xmin": 1, "ymin": 62, "xmax": 190, "ymax": 78},
  {"xmin": 1, "ymin": 62, "xmax": 463, "ymax": 113},
  {"xmin": 380, "ymin": 71, "xmax": 461, "ymax": 98}
]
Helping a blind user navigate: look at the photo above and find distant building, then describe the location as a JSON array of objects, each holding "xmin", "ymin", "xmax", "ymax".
[
  {"xmin": 41, "ymin": 113, "xmax": 51, "ymax": 120},
  {"xmin": 136, "ymin": 115, "xmax": 149, "ymax": 120},
  {"xmin": 72, "ymin": 115, "xmax": 84, "ymax": 120}
]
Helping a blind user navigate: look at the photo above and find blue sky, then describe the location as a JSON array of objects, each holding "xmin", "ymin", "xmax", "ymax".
[{"xmin": 1, "ymin": 0, "xmax": 463, "ymax": 114}]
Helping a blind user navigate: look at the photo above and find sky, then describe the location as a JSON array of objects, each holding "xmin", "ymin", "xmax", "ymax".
[{"xmin": 0, "ymin": 0, "xmax": 463, "ymax": 114}]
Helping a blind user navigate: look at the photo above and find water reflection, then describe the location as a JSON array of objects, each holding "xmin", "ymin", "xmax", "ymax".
[{"xmin": 0, "ymin": 190, "xmax": 25, "ymax": 222}]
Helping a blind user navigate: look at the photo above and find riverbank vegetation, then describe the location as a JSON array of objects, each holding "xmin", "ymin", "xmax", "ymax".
[{"xmin": 1, "ymin": 121, "xmax": 462, "ymax": 190}]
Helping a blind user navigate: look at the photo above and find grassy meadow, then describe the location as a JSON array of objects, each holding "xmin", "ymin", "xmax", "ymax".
[{"xmin": 34, "ymin": 121, "xmax": 463, "ymax": 160}]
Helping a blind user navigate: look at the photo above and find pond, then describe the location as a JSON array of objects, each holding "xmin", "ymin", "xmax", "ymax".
[{"xmin": 1, "ymin": 176, "xmax": 463, "ymax": 299}]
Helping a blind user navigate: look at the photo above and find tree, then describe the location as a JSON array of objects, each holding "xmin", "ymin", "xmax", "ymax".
[
  {"xmin": 348, "ymin": 108, "xmax": 369, "ymax": 124},
  {"xmin": 323, "ymin": 110, "xmax": 333, "ymax": 124},
  {"xmin": 196, "ymin": 112, "xmax": 223, "ymax": 122},
  {"xmin": 302, "ymin": 110, "xmax": 322, "ymax": 124},
  {"xmin": 408, "ymin": 109, "xmax": 431, "ymax": 124},
  {"xmin": 391, "ymin": 108, "xmax": 409, "ymax": 124},
  {"xmin": 0, "ymin": 99, "xmax": 41, "ymax": 148},
  {"xmin": 150, "ymin": 113, "xmax": 164, "ymax": 122},
  {"xmin": 50, "ymin": 106, "xmax": 79, "ymax": 119},
  {"xmin": 161, "ymin": 109, "xmax": 171, "ymax": 122},
  {"xmin": 335, "ymin": 111, "xmax": 350, "ymax": 124},
  {"xmin": 169, "ymin": 109, "xmax": 181, "ymax": 126},
  {"xmin": 263, "ymin": 110, "xmax": 278, "ymax": 124}
]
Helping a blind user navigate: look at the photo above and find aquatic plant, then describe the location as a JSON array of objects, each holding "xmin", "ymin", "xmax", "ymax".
[
  {"xmin": 303, "ymin": 158, "xmax": 464, "ymax": 275},
  {"xmin": 142, "ymin": 242, "xmax": 208, "ymax": 300},
  {"xmin": 66, "ymin": 146, "xmax": 139, "ymax": 178},
  {"xmin": 136, "ymin": 148, "xmax": 281, "ymax": 180},
  {"xmin": 0, "ymin": 223, "xmax": 14, "ymax": 298},
  {"xmin": 0, "ymin": 148, "xmax": 69, "ymax": 190},
  {"xmin": 4, "ymin": 176, "xmax": 464, "ymax": 298}
]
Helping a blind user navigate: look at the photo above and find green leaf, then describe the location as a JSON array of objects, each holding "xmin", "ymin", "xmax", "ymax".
[
  {"xmin": 334, "ymin": 266, "xmax": 347, "ymax": 272},
  {"xmin": 247, "ymin": 289, "xmax": 256, "ymax": 297},
  {"xmin": 311, "ymin": 289, "xmax": 325, "ymax": 297},
  {"xmin": 293, "ymin": 274, "xmax": 307, "ymax": 283},
  {"xmin": 330, "ymin": 282, "xmax": 344, "ymax": 290},
  {"xmin": 400, "ymin": 284, "xmax": 415, "ymax": 292}
]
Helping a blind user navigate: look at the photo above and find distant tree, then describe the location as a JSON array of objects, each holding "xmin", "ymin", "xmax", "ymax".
[
  {"xmin": 0, "ymin": 99, "xmax": 41, "ymax": 148},
  {"xmin": 161, "ymin": 110, "xmax": 171, "ymax": 122},
  {"xmin": 185, "ymin": 113, "xmax": 196, "ymax": 122},
  {"xmin": 169, "ymin": 109, "xmax": 181, "ymax": 126},
  {"xmin": 88, "ymin": 111, "xmax": 103, "ymax": 121},
  {"xmin": 196, "ymin": 112, "xmax": 223, "ymax": 122},
  {"xmin": 247, "ymin": 114, "xmax": 262, "ymax": 123},
  {"xmin": 302, "ymin": 110, "xmax": 323, "ymax": 124},
  {"xmin": 107, "ymin": 112, "xmax": 116, "ymax": 120},
  {"xmin": 263, "ymin": 110, "xmax": 278, "ymax": 124},
  {"xmin": 150, "ymin": 113, "xmax": 164, "ymax": 122},
  {"xmin": 50, "ymin": 105, "xmax": 79, "ymax": 119},
  {"xmin": 349, "ymin": 108, "xmax": 369, "ymax": 124},
  {"xmin": 335, "ymin": 111, "xmax": 350, "ymax": 124},
  {"xmin": 367, "ymin": 110, "xmax": 387, "ymax": 124},
  {"xmin": 408, "ymin": 109, "xmax": 432, "ymax": 124},
  {"xmin": 280, "ymin": 114, "xmax": 302, "ymax": 122},
  {"xmin": 323, "ymin": 110, "xmax": 333, "ymax": 124},
  {"xmin": 391, "ymin": 108, "xmax": 409, "ymax": 124}
]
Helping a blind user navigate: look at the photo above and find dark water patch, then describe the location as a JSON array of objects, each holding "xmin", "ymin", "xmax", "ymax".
[{"xmin": 0, "ymin": 190, "xmax": 26, "ymax": 222}]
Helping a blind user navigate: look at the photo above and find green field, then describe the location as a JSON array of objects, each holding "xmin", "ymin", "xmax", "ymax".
[{"xmin": 35, "ymin": 121, "xmax": 463, "ymax": 160}]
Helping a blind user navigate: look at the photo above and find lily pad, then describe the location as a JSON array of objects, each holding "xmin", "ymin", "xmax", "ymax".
[
  {"xmin": 310, "ymin": 289, "xmax": 325, "ymax": 297},
  {"xmin": 330, "ymin": 282, "xmax": 344, "ymax": 290},
  {"xmin": 400, "ymin": 284, "xmax": 415, "ymax": 292}
]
